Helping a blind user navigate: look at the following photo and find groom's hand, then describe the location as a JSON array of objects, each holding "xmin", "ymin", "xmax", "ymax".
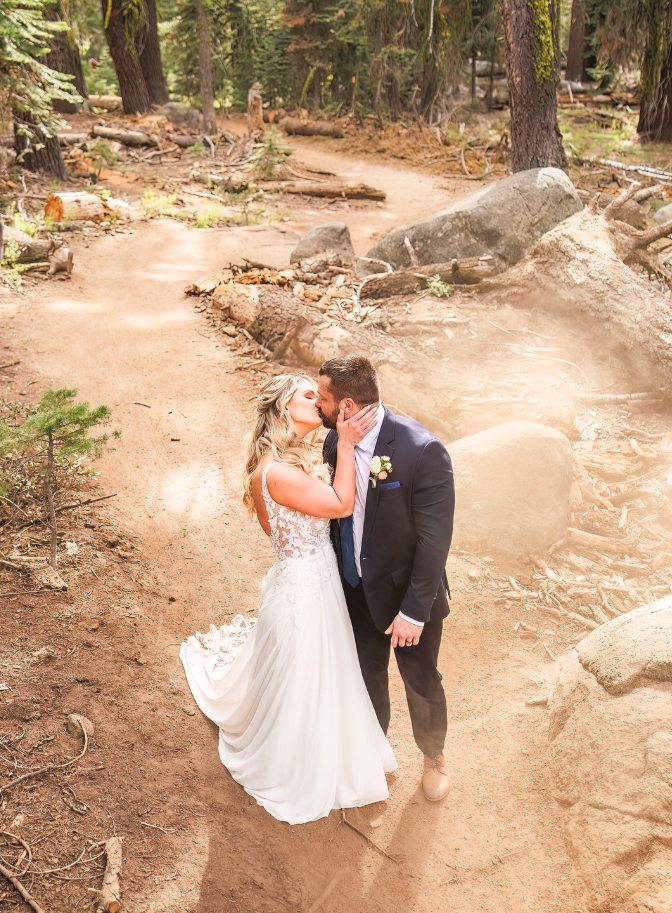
[{"xmin": 386, "ymin": 614, "xmax": 422, "ymax": 648}]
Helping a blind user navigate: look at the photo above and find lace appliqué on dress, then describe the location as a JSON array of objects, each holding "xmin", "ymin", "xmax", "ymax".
[
  {"xmin": 261, "ymin": 464, "xmax": 331, "ymax": 560},
  {"xmin": 185, "ymin": 615, "xmax": 256, "ymax": 669}
]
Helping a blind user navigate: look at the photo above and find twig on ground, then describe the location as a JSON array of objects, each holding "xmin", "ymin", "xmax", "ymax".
[
  {"xmin": 0, "ymin": 831, "xmax": 33, "ymax": 877},
  {"xmin": 0, "ymin": 719, "xmax": 88, "ymax": 794},
  {"xmin": 339, "ymin": 810, "xmax": 398, "ymax": 862},
  {"xmin": 140, "ymin": 822, "xmax": 175, "ymax": 834},
  {"xmin": 0, "ymin": 361, "xmax": 20, "ymax": 370},
  {"xmin": 0, "ymin": 859, "xmax": 46, "ymax": 913}
]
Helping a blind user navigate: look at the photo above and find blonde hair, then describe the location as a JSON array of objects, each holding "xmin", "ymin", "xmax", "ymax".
[{"xmin": 243, "ymin": 373, "xmax": 331, "ymax": 515}]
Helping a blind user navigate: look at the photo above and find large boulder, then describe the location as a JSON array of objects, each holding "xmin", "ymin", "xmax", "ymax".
[
  {"xmin": 449, "ymin": 420, "xmax": 573, "ymax": 555},
  {"xmin": 366, "ymin": 167, "xmax": 583, "ymax": 271},
  {"xmin": 549, "ymin": 597, "xmax": 672, "ymax": 912},
  {"xmin": 155, "ymin": 102, "xmax": 203, "ymax": 133},
  {"xmin": 290, "ymin": 222, "xmax": 355, "ymax": 264}
]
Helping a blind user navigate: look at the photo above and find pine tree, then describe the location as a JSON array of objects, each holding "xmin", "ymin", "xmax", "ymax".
[
  {"xmin": 500, "ymin": 0, "xmax": 566, "ymax": 171},
  {"xmin": 0, "ymin": 0, "xmax": 81, "ymax": 178},
  {"xmin": 0, "ymin": 390, "xmax": 118, "ymax": 569}
]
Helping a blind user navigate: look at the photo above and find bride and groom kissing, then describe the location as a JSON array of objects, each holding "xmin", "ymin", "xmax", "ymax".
[{"xmin": 180, "ymin": 355, "xmax": 455, "ymax": 825}]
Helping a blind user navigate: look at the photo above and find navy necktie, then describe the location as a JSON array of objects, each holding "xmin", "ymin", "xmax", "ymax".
[{"xmin": 340, "ymin": 514, "xmax": 360, "ymax": 588}]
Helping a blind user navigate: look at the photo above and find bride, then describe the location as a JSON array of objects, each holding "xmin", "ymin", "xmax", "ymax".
[{"xmin": 180, "ymin": 374, "xmax": 397, "ymax": 825}]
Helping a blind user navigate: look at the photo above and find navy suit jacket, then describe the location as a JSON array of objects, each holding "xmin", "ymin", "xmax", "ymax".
[{"xmin": 323, "ymin": 407, "xmax": 455, "ymax": 632}]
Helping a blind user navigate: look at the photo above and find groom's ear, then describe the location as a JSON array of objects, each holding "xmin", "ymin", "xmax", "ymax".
[{"xmin": 340, "ymin": 397, "xmax": 356, "ymax": 417}]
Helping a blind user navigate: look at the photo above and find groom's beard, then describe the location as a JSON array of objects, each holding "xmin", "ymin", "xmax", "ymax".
[{"xmin": 317, "ymin": 405, "xmax": 339, "ymax": 429}]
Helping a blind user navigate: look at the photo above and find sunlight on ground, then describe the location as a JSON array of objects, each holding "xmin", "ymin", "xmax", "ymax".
[
  {"xmin": 47, "ymin": 298, "xmax": 105, "ymax": 313},
  {"xmin": 155, "ymin": 464, "xmax": 227, "ymax": 519},
  {"xmin": 123, "ymin": 309, "xmax": 192, "ymax": 329}
]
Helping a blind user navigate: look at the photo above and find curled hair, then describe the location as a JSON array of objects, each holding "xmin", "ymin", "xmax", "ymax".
[{"xmin": 243, "ymin": 374, "xmax": 330, "ymax": 516}]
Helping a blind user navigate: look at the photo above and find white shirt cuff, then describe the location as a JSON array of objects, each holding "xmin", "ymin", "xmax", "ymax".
[{"xmin": 399, "ymin": 612, "xmax": 424, "ymax": 628}]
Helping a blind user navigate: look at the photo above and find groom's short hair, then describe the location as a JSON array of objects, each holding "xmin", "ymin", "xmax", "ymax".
[{"xmin": 319, "ymin": 356, "xmax": 380, "ymax": 406}]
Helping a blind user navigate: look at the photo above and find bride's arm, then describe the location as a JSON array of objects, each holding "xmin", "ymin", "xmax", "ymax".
[{"xmin": 266, "ymin": 405, "xmax": 376, "ymax": 519}]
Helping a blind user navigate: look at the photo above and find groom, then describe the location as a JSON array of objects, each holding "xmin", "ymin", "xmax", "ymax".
[{"xmin": 317, "ymin": 356, "xmax": 455, "ymax": 802}]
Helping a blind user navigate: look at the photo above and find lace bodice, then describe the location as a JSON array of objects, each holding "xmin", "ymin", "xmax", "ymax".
[{"xmin": 262, "ymin": 464, "xmax": 331, "ymax": 559}]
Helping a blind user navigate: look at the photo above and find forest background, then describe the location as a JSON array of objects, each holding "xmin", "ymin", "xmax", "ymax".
[{"xmin": 4, "ymin": 0, "xmax": 672, "ymax": 185}]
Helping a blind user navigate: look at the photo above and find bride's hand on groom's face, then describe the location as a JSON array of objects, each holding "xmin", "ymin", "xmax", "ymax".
[{"xmin": 336, "ymin": 403, "xmax": 378, "ymax": 447}]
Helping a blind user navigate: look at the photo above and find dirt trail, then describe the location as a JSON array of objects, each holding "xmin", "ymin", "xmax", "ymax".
[{"xmin": 3, "ymin": 154, "xmax": 587, "ymax": 912}]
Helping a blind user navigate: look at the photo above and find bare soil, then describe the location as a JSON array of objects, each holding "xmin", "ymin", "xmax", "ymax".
[{"xmin": 3, "ymin": 143, "xmax": 661, "ymax": 913}]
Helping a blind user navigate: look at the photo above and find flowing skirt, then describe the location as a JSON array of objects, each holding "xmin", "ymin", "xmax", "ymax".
[{"xmin": 179, "ymin": 543, "xmax": 397, "ymax": 825}]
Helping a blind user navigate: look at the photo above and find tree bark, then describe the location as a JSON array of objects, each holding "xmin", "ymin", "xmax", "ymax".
[
  {"xmin": 565, "ymin": 0, "xmax": 587, "ymax": 84},
  {"xmin": 278, "ymin": 117, "xmax": 343, "ymax": 137},
  {"xmin": 13, "ymin": 111, "xmax": 67, "ymax": 181},
  {"xmin": 359, "ymin": 258, "xmax": 498, "ymax": 299},
  {"xmin": 139, "ymin": 0, "xmax": 168, "ymax": 105},
  {"xmin": 44, "ymin": 1, "xmax": 88, "ymax": 113},
  {"xmin": 197, "ymin": 0, "xmax": 216, "ymax": 135},
  {"xmin": 638, "ymin": 39, "xmax": 672, "ymax": 142},
  {"xmin": 500, "ymin": 0, "xmax": 566, "ymax": 172},
  {"xmin": 101, "ymin": 0, "xmax": 151, "ymax": 115}
]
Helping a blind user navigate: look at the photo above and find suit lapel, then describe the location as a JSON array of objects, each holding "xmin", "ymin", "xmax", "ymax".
[{"xmin": 362, "ymin": 408, "xmax": 396, "ymax": 552}]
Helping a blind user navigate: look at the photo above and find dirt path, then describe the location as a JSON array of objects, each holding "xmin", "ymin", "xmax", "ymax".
[{"xmin": 3, "ymin": 155, "xmax": 588, "ymax": 913}]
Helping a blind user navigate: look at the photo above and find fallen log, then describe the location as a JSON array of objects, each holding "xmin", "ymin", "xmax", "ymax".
[
  {"xmin": 93, "ymin": 837, "xmax": 123, "ymax": 913},
  {"xmin": 92, "ymin": 125, "xmax": 157, "ymax": 147},
  {"xmin": 279, "ymin": 117, "xmax": 343, "ymax": 138},
  {"xmin": 45, "ymin": 192, "xmax": 106, "ymax": 223},
  {"xmin": 88, "ymin": 95, "xmax": 122, "ymax": 111},
  {"xmin": 167, "ymin": 132, "xmax": 196, "ymax": 148},
  {"xmin": 566, "ymin": 527, "xmax": 639, "ymax": 555},
  {"xmin": 360, "ymin": 258, "xmax": 497, "ymax": 298},
  {"xmin": 258, "ymin": 180, "xmax": 386, "ymax": 200},
  {"xmin": 4, "ymin": 227, "xmax": 53, "ymax": 264},
  {"xmin": 58, "ymin": 133, "xmax": 89, "ymax": 146}
]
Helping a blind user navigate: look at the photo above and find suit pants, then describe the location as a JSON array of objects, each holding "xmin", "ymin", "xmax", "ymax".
[{"xmin": 343, "ymin": 579, "xmax": 447, "ymax": 759}]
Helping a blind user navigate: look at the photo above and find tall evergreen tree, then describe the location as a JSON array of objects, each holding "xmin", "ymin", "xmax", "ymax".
[
  {"xmin": 500, "ymin": 0, "xmax": 566, "ymax": 170},
  {"xmin": 139, "ymin": 0, "xmax": 169, "ymax": 105},
  {"xmin": 101, "ymin": 0, "xmax": 152, "ymax": 113}
]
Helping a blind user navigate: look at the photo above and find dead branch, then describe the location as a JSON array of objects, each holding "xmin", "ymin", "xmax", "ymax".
[
  {"xmin": 602, "ymin": 182, "xmax": 641, "ymax": 219},
  {"xmin": 0, "ymin": 718, "xmax": 88, "ymax": 794},
  {"xmin": 566, "ymin": 527, "xmax": 639, "ymax": 555},
  {"xmin": 279, "ymin": 117, "xmax": 343, "ymax": 138},
  {"xmin": 404, "ymin": 236, "xmax": 420, "ymax": 267},
  {"xmin": 573, "ymin": 391, "xmax": 656, "ymax": 404},
  {"xmin": 257, "ymin": 180, "xmax": 386, "ymax": 200},
  {"xmin": 339, "ymin": 810, "xmax": 398, "ymax": 862},
  {"xmin": 92, "ymin": 125, "xmax": 157, "ymax": 147},
  {"xmin": 0, "ymin": 860, "xmax": 46, "ymax": 913},
  {"xmin": 636, "ymin": 217, "xmax": 672, "ymax": 248},
  {"xmin": 92, "ymin": 836, "xmax": 123, "ymax": 913},
  {"xmin": 0, "ymin": 831, "xmax": 32, "ymax": 877},
  {"xmin": 360, "ymin": 257, "xmax": 496, "ymax": 299}
]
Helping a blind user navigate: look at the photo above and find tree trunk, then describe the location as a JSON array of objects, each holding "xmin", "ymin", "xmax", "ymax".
[
  {"xmin": 565, "ymin": 0, "xmax": 586, "ymax": 83},
  {"xmin": 101, "ymin": 0, "xmax": 151, "ymax": 115},
  {"xmin": 638, "ymin": 39, "xmax": 672, "ymax": 142},
  {"xmin": 45, "ymin": 432, "xmax": 58, "ymax": 569},
  {"xmin": 44, "ymin": 0, "xmax": 88, "ymax": 114},
  {"xmin": 139, "ymin": 0, "xmax": 168, "ymax": 106},
  {"xmin": 13, "ymin": 111, "xmax": 67, "ymax": 181},
  {"xmin": 197, "ymin": 0, "xmax": 216, "ymax": 135},
  {"xmin": 500, "ymin": 0, "xmax": 566, "ymax": 172}
]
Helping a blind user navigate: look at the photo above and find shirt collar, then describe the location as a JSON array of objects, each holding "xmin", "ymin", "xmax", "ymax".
[{"xmin": 356, "ymin": 403, "xmax": 385, "ymax": 453}]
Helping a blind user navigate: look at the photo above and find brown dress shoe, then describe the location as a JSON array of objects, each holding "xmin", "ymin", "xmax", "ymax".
[{"xmin": 422, "ymin": 753, "xmax": 451, "ymax": 802}]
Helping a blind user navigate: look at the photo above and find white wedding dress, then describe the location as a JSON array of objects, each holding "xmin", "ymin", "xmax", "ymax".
[{"xmin": 180, "ymin": 464, "xmax": 397, "ymax": 825}]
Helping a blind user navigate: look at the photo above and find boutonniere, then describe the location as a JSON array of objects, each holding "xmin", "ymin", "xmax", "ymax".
[{"xmin": 370, "ymin": 455, "xmax": 392, "ymax": 488}]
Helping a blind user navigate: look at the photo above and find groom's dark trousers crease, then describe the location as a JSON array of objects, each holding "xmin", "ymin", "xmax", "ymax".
[{"xmin": 343, "ymin": 578, "xmax": 448, "ymax": 759}]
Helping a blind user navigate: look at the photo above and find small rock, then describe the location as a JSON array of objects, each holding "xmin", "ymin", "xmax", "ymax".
[
  {"xmin": 66, "ymin": 712, "xmax": 94, "ymax": 738},
  {"xmin": 467, "ymin": 568, "xmax": 480, "ymax": 581},
  {"xmin": 10, "ymin": 814, "xmax": 25, "ymax": 830},
  {"xmin": 290, "ymin": 222, "xmax": 355, "ymax": 264}
]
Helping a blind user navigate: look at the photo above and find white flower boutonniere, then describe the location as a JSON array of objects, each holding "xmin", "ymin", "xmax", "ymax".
[{"xmin": 370, "ymin": 455, "xmax": 392, "ymax": 488}]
